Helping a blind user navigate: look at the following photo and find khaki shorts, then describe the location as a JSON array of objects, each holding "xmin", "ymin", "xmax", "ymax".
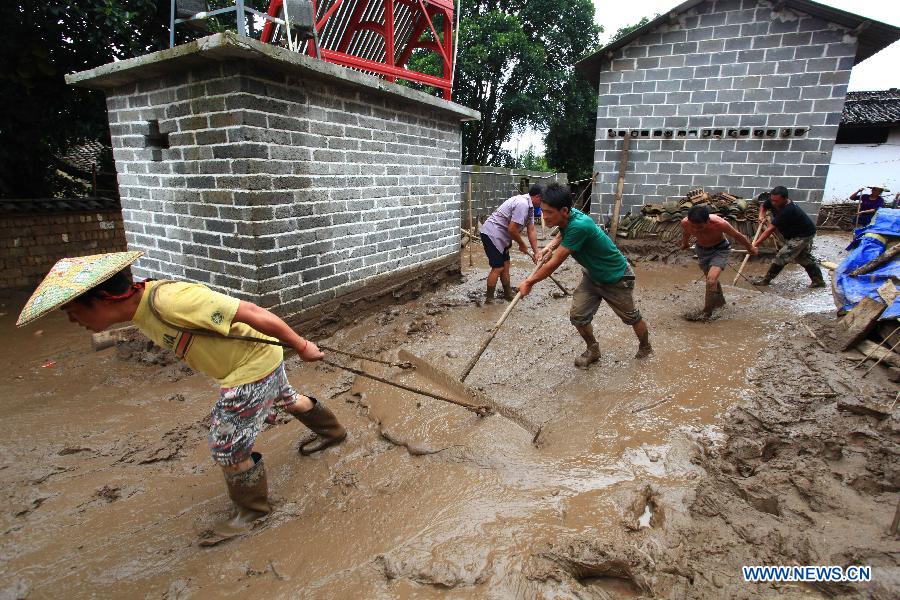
[{"xmin": 570, "ymin": 269, "xmax": 642, "ymax": 327}]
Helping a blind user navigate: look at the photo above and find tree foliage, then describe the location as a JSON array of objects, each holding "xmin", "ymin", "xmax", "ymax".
[
  {"xmin": 0, "ymin": 1, "xmax": 271, "ymax": 198},
  {"xmin": 410, "ymin": 0, "xmax": 599, "ymax": 166},
  {"xmin": 544, "ymin": 14, "xmax": 658, "ymax": 181}
]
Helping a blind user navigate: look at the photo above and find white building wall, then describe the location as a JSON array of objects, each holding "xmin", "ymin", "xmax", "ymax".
[{"xmin": 823, "ymin": 127, "xmax": 900, "ymax": 202}]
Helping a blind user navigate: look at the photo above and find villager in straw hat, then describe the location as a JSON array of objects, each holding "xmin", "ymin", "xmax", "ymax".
[
  {"xmin": 680, "ymin": 204, "xmax": 758, "ymax": 321},
  {"xmin": 17, "ymin": 252, "xmax": 346, "ymax": 546},
  {"xmin": 849, "ymin": 184, "xmax": 890, "ymax": 228},
  {"xmin": 517, "ymin": 183, "xmax": 653, "ymax": 367}
]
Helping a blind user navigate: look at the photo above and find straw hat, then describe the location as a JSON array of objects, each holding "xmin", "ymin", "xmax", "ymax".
[
  {"xmin": 16, "ymin": 251, "xmax": 143, "ymax": 327},
  {"xmin": 868, "ymin": 184, "xmax": 890, "ymax": 192}
]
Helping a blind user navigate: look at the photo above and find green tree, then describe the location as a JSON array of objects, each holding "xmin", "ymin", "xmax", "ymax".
[
  {"xmin": 0, "ymin": 0, "xmax": 267, "ymax": 198},
  {"xmin": 544, "ymin": 15, "xmax": 657, "ymax": 181},
  {"xmin": 410, "ymin": 1, "xmax": 599, "ymax": 165}
]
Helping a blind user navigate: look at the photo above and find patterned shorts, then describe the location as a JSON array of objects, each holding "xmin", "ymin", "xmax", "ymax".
[
  {"xmin": 772, "ymin": 235, "xmax": 816, "ymax": 267},
  {"xmin": 208, "ymin": 363, "xmax": 300, "ymax": 466}
]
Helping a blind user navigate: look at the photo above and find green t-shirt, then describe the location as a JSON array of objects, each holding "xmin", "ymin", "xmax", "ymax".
[{"xmin": 560, "ymin": 209, "xmax": 628, "ymax": 284}]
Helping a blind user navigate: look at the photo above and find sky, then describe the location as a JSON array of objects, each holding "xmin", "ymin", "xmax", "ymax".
[{"xmin": 502, "ymin": 0, "xmax": 900, "ymax": 157}]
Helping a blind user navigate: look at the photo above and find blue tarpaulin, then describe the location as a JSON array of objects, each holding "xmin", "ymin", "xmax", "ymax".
[{"xmin": 835, "ymin": 208, "xmax": 900, "ymax": 320}]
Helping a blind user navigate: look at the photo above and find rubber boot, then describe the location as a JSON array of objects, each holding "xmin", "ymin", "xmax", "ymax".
[
  {"xmin": 485, "ymin": 284, "xmax": 495, "ymax": 305},
  {"xmin": 698, "ymin": 289, "xmax": 718, "ymax": 320},
  {"xmin": 293, "ymin": 397, "xmax": 347, "ymax": 455},
  {"xmin": 804, "ymin": 264, "xmax": 826, "ymax": 288},
  {"xmin": 199, "ymin": 452, "xmax": 271, "ymax": 547},
  {"xmin": 712, "ymin": 283, "xmax": 727, "ymax": 309},
  {"xmin": 751, "ymin": 264, "xmax": 784, "ymax": 286},
  {"xmin": 501, "ymin": 280, "xmax": 516, "ymax": 301},
  {"xmin": 574, "ymin": 343, "xmax": 601, "ymax": 368},
  {"xmin": 635, "ymin": 329, "xmax": 653, "ymax": 359}
]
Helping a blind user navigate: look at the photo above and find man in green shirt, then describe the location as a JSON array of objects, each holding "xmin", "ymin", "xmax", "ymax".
[{"xmin": 518, "ymin": 183, "xmax": 653, "ymax": 367}]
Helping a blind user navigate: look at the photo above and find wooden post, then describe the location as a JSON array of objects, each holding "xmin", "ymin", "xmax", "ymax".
[
  {"xmin": 467, "ymin": 179, "xmax": 474, "ymax": 267},
  {"xmin": 733, "ymin": 219, "xmax": 766, "ymax": 285},
  {"xmin": 609, "ymin": 135, "xmax": 631, "ymax": 243}
]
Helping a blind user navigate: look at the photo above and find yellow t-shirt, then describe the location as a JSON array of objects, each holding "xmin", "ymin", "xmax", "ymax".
[{"xmin": 132, "ymin": 280, "xmax": 283, "ymax": 388}]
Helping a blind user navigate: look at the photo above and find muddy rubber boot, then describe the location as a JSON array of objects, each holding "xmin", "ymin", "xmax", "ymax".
[
  {"xmin": 199, "ymin": 453, "xmax": 271, "ymax": 547},
  {"xmin": 501, "ymin": 280, "xmax": 516, "ymax": 301},
  {"xmin": 635, "ymin": 330, "xmax": 653, "ymax": 359},
  {"xmin": 574, "ymin": 343, "xmax": 601, "ymax": 368},
  {"xmin": 804, "ymin": 264, "xmax": 826, "ymax": 288},
  {"xmin": 712, "ymin": 283, "xmax": 727, "ymax": 309},
  {"xmin": 293, "ymin": 397, "xmax": 347, "ymax": 455},
  {"xmin": 485, "ymin": 284, "xmax": 495, "ymax": 305},
  {"xmin": 750, "ymin": 264, "xmax": 784, "ymax": 286},
  {"xmin": 692, "ymin": 289, "xmax": 718, "ymax": 321}
]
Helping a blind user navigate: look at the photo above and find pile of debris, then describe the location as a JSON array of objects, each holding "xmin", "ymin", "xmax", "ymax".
[
  {"xmin": 830, "ymin": 209, "xmax": 900, "ymax": 380},
  {"xmin": 817, "ymin": 202, "xmax": 860, "ymax": 230},
  {"xmin": 617, "ymin": 188, "xmax": 783, "ymax": 249}
]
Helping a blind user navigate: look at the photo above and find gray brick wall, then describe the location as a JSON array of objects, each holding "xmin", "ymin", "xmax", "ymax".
[
  {"xmin": 591, "ymin": 0, "xmax": 857, "ymax": 221},
  {"xmin": 105, "ymin": 62, "xmax": 463, "ymax": 316}
]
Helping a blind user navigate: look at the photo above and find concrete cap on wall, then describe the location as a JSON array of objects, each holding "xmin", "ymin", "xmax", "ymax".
[{"xmin": 66, "ymin": 31, "xmax": 480, "ymax": 122}]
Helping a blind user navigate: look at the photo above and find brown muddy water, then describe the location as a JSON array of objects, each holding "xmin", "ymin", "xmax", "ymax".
[{"xmin": 2, "ymin": 232, "xmax": 894, "ymax": 598}]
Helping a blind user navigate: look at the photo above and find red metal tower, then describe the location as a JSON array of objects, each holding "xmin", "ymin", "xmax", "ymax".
[{"xmin": 261, "ymin": 0, "xmax": 455, "ymax": 99}]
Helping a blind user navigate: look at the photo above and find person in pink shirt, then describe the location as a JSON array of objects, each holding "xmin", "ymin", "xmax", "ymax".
[
  {"xmin": 478, "ymin": 185, "xmax": 541, "ymax": 303},
  {"xmin": 681, "ymin": 204, "xmax": 757, "ymax": 320}
]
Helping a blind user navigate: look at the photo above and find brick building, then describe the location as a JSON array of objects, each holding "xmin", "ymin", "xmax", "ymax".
[
  {"xmin": 576, "ymin": 0, "xmax": 900, "ymax": 222},
  {"xmin": 67, "ymin": 33, "xmax": 479, "ymax": 320}
]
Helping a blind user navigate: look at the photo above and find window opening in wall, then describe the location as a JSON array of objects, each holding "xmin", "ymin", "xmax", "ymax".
[
  {"xmin": 605, "ymin": 127, "xmax": 808, "ymax": 140},
  {"xmin": 519, "ymin": 177, "xmax": 530, "ymax": 193}
]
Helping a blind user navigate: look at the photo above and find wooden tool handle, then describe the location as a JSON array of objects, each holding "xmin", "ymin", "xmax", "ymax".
[
  {"xmin": 460, "ymin": 253, "xmax": 553, "ymax": 381},
  {"xmin": 732, "ymin": 219, "xmax": 766, "ymax": 285}
]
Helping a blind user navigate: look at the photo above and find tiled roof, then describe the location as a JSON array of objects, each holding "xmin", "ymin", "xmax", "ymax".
[
  {"xmin": 841, "ymin": 88, "xmax": 900, "ymax": 126},
  {"xmin": 55, "ymin": 140, "xmax": 108, "ymax": 174}
]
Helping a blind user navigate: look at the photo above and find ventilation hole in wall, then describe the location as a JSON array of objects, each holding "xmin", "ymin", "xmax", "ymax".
[
  {"xmin": 653, "ymin": 130, "xmax": 663, "ymax": 137},
  {"xmin": 630, "ymin": 130, "xmax": 640, "ymax": 137},
  {"xmin": 677, "ymin": 130, "xmax": 687, "ymax": 137},
  {"xmin": 688, "ymin": 130, "xmax": 698, "ymax": 137},
  {"xmin": 727, "ymin": 129, "xmax": 739, "ymax": 137},
  {"xmin": 739, "ymin": 129, "xmax": 750, "ymax": 137},
  {"xmin": 794, "ymin": 128, "xmax": 808, "ymax": 136},
  {"xmin": 713, "ymin": 129, "xmax": 723, "ymax": 137},
  {"xmin": 780, "ymin": 128, "xmax": 792, "ymax": 137},
  {"xmin": 701, "ymin": 130, "xmax": 712, "ymax": 138},
  {"xmin": 664, "ymin": 130, "xmax": 674, "ymax": 138},
  {"xmin": 640, "ymin": 130, "xmax": 650, "ymax": 137},
  {"xmin": 753, "ymin": 129, "xmax": 765, "ymax": 137},
  {"xmin": 607, "ymin": 129, "xmax": 616, "ymax": 137},
  {"xmin": 144, "ymin": 120, "xmax": 169, "ymax": 162},
  {"xmin": 765, "ymin": 129, "xmax": 777, "ymax": 137}
]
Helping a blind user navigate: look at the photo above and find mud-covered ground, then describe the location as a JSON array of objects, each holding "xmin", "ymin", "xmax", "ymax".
[{"xmin": 1, "ymin": 232, "xmax": 897, "ymax": 599}]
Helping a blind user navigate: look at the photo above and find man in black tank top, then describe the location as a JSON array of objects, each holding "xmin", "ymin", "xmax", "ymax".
[{"xmin": 751, "ymin": 186, "xmax": 825, "ymax": 288}]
